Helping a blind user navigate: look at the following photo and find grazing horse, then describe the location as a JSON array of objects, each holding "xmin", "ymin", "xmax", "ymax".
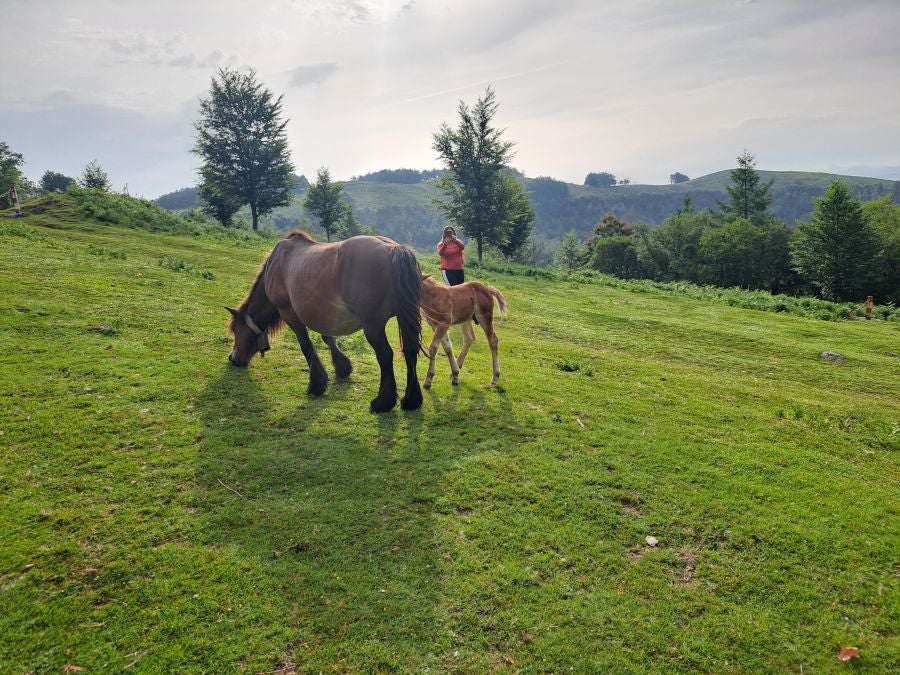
[
  {"xmin": 419, "ymin": 275, "xmax": 508, "ymax": 389},
  {"xmin": 226, "ymin": 231, "xmax": 423, "ymax": 413}
]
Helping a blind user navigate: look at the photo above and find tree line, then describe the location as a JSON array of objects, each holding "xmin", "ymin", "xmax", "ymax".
[
  {"xmin": 192, "ymin": 70, "xmax": 535, "ymax": 259},
  {"xmin": 0, "ymin": 141, "xmax": 117, "ymax": 209},
  {"xmin": 555, "ymin": 152, "xmax": 900, "ymax": 304}
]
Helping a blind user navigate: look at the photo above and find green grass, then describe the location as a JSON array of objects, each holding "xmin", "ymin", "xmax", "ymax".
[{"xmin": 1, "ymin": 202, "xmax": 898, "ymax": 672}]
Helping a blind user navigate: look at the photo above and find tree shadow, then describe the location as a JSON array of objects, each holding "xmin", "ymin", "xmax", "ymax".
[{"xmin": 190, "ymin": 359, "xmax": 528, "ymax": 668}]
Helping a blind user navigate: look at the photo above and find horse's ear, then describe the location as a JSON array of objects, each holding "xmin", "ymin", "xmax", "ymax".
[{"xmin": 225, "ymin": 306, "xmax": 239, "ymax": 317}]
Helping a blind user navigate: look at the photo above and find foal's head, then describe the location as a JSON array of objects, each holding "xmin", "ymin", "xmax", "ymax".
[{"xmin": 226, "ymin": 306, "xmax": 271, "ymax": 367}]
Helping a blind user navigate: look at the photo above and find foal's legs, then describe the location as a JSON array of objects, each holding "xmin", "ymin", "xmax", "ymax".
[
  {"xmin": 482, "ymin": 320, "xmax": 501, "ymax": 387},
  {"xmin": 363, "ymin": 322, "xmax": 397, "ymax": 413},
  {"xmin": 322, "ymin": 335, "xmax": 352, "ymax": 379},
  {"xmin": 424, "ymin": 325, "xmax": 459, "ymax": 389},
  {"xmin": 286, "ymin": 319, "xmax": 329, "ymax": 396},
  {"xmin": 456, "ymin": 321, "xmax": 477, "ymax": 369}
]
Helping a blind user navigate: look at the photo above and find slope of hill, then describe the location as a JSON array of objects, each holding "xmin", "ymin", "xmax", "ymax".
[
  {"xmin": 155, "ymin": 170, "xmax": 899, "ymax": 248},
  {"xmin": 2, "ymin": 195, "xmax": 898, "ymax": 671}
]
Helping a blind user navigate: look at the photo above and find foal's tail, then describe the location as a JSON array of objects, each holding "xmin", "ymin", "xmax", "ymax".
[
  {"xmin": 487, "ymin": 286, "xmax": 509, "ymax": 317},
  {"xmin": 390, "ymin": 246, "xmax": 425, "ymax": 358}
]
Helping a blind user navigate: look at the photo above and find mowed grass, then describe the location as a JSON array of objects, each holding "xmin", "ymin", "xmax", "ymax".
[{"xmin": 1, "ymin": 211, "xmax": 898, "ymax": 673}]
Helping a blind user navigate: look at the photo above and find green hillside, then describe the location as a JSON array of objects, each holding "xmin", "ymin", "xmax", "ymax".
[
  {"xmin": 2, "ymin": 193, "xmax": 898, "ymax": 671},
  {"xmin": 155, "ymin": 170, "xmax": 899, "ymax": 248}
]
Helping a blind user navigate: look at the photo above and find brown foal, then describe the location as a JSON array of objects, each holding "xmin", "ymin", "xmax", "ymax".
[{"xmin": 419, "ymin": 275, "xmax": 508, "ymax": 388}]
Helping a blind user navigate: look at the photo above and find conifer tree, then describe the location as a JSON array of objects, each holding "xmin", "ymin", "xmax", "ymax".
[
  {"xmin": 431, "ymin": 87, "xmax": 534, "ymax": 261},
  {"xmin": 717, "ymin": 150, "xmax": 773, "ymax": 221},
  {"xmin": 790, "ymin": 180, "xmax": 876, "ymax": 300}
]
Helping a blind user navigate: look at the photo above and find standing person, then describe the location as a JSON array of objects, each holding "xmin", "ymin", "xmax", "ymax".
[{"xmin": 438, "ymin": 225, "xmax": 465, "ymax": 286}]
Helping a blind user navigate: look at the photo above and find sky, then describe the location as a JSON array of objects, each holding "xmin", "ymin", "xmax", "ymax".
[{"xmin": 2, "ymin": 0, "xmax": 899, "ymax": 198}]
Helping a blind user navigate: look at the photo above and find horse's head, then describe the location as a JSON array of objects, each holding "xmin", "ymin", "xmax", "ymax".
[{"xmin": 226, "ymin": 306, "xmax": 270, "ymax": 367}]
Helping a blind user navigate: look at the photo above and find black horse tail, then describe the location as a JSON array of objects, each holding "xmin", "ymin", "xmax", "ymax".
[{"xmin": 390, "ymin": 246, "xmax": 425, "ymax": 359}]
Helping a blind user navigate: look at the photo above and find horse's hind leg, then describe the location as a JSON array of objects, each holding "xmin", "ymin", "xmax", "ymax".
[
  {"xmin": 439, "ymin": 330, "xmax": 460, "ymax": 385},
  {"xmin": 483, "ymin": 321, "xmax": 501, "ymax": 387},
  {"xmin": 456, "ymin": 321, "xmax": 476, "ymax": 369},
  {"xmin": 363, "ymin": 322, "xmax": 397, "ymax": 413},
  {"xmin": 287, "ymin": 319, "xmax": 328, "ymax": 396},
  {"xmin": 323, "ymin": 336, "xmax": 352, "ymax": 379}
]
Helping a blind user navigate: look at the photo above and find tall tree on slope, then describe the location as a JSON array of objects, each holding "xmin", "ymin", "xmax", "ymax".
[
  {"xmin": 717, "ymin": 150, "xmax": 773, "ymax": 222},
  {"xmin": 431, "ymin": 87, "xmax": 534, "ymax": 261},
  {"xmin": 193, "ymin": 68, "xmax": 295, "ymax": 230}
]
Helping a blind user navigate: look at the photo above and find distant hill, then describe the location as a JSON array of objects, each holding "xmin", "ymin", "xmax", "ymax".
[{"xmin": 155, "ymin": 170, "xmax": 900, "ymax": 249}]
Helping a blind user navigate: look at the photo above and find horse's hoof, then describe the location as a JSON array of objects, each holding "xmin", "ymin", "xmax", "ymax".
[
  {"xmin": 307, "ymin": 379, "xmax": 328, "ymax": 396},
  {"xmin": 423, "ymin": 380, "xmax": 432, "ymax": 390},
  {"xmin": 451, "ymin": 378, "xmax": 459, "ymax": 386},
  {"xmin": 370, "ymin": 396, "xmax": 396, "ymax": 413},
  {"xmin": 401, "ymin": 392, "xmax": 423, "ymax": 411}
]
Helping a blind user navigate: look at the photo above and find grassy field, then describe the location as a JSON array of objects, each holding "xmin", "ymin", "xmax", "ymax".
[{"xmin": 1, "ymin": 200, "xmax": 898, "ymax": 672}]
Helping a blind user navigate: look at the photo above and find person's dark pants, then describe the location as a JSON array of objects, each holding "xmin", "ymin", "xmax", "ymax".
[{"xmin": 441, "ymin": 269, "xmax": 464, "ymax": 286}]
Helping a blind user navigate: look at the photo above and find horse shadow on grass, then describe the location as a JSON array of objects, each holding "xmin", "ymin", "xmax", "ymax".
[{"xmin": 191, "ymin": 360, "xmax": 528, "ymax": 669}]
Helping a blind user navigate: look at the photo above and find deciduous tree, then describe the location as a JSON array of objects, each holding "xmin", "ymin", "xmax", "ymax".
[
  {"xmin": 0, "ymin": 141, "xmax": 25, "ymax": 208},
  {"xmin": 584, "ymin": 171, "xmax": 617, "ymax": 187},
  {"xmin": 193, "ymin": 68, "xmax": 295, "ymax": 230},
  {"xmin": 39, "ymin": 170, "xmax": 75, "ymax": 193}
]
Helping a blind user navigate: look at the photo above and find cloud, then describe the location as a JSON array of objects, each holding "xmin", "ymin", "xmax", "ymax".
[{"xmin": 290, "ymin": 62, "xmax": 339, "ymax": 88}]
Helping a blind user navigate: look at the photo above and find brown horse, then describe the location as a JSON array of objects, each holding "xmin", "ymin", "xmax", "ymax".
[
  {"xmin": 226, "ymin": 231, "xmax": 423, "ymax": 413},
  {"xmin": 419, "ymin": 275, "xmax": 508, "ymax": 389}
]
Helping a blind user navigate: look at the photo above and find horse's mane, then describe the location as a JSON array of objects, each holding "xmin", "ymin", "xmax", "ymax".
[
  {"xmin": 284, "ymin": 229, "xmax": 317, "ymax": 243},
  {"xmin": 229, "ymin": 252, "xmax": 285, "ymax": 337}
]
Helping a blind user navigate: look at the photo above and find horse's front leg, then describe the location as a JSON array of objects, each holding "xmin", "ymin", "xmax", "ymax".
[
  {"xmin": 323, "ymin": 335, "xmax": 352, "ymax": 379},
  {"xmin": 287, "ymin": 318, "xmax": 329, "ymax": 396},
  {"xmin": 363, "ymin": 322, "xmax": 397, "ymax": 413}
]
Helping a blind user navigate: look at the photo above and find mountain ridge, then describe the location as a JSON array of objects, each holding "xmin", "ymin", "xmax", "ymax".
[{"xmin": 154, "ymin": 169, "xmax": 899, "ymax": 250}]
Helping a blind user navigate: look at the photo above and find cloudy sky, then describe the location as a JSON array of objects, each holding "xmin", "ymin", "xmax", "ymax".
[{"xmin": 2, "ymin": 0, "xmax": 899, "ymax": 197}]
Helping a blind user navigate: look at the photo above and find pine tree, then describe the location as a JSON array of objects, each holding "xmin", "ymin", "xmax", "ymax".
[
  {"xmin": 193, "ymin": 68, "xmax": 295, "ymax": 230},
  {"xmin": 717, "ymin": 150, "xmax": 773, "ymax": 221},
  {"xmin": 303, "ymin": 168, "xmax": 346, "ymax": 241},
  {"xmin": 553, "ymin": 230, "xmax": 583, "ymax": 270},
  {"xmin": 431, "ymin": 87, "xmax": 534, "ymax": 262},
  {"xmin": 790, "ymin": 180, "xmax": 877, "ymax": 301},
  {"xmin": 79, "ymin": 160, "xmax": 111, "ymax": 191}
]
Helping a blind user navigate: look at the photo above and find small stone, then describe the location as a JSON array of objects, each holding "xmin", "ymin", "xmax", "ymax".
[
  {"xmin": 820, "ymin": 351, "xmax": 844, "ymax": 363},
  {"xmin": 645, "ymin": 535, "xmax": 659, "ymax": 547}
]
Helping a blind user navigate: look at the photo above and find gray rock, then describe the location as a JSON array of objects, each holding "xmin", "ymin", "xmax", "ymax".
[{"xmin": 820, "ymin": 351, "xmax": 844, "ymax": 363}]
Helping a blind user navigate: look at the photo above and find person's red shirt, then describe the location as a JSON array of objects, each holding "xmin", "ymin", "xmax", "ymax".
[{"xmin": 438, "ymin": 239, "xmax": 464, "ymax": 270}]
